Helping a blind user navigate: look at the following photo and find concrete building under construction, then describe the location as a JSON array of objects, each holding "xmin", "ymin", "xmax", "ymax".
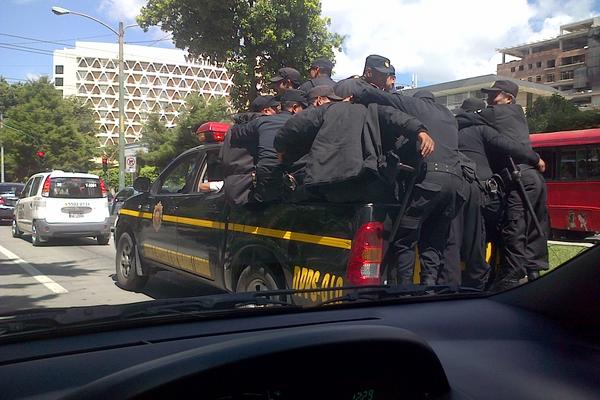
[{"xmin": 497, "ymin": 17, "xmax": 600, "ymax": 108}]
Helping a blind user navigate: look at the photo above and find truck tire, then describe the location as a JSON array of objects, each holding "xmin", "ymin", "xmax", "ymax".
[
  {"xmin": 115, "ymin": 232, "xmax": 148, "ymax": 291},
  {"xmin": 11, "ymin": 219, "xmax": 22, "ymax": 238},
  {"xmin": 97, "ymin": 234, "xmax": 110, "ymax": 245},
  {"xmin": 235, "ymin": 264, "xmax": 284, "ymax": 293}
]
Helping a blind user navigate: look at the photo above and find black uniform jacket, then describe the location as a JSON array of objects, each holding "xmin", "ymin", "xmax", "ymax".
[
  {"xmin": 477, "ymin": 104, "xmax": 535, "ymax": 172},
  {"xmin": 219, "ymin": 112, "xmax": 261, "ymax": 205},
  {"xmin": 274, "ymin": 101, "xmax": 426, "ymax": 187},
  {"xmin": 355, "ymin": 87, "xmax": 460, "ymax": 167},
  {"xmin": 456, "ymin": 111, "xmax": 540, "ymax": 181},
  {"xmin": 230, "ymin": 111, "xmax": 294, "ymax": 178},
  {"xmin": 298, "ymin": 76, "xmax": 337, "ymax": 93}
]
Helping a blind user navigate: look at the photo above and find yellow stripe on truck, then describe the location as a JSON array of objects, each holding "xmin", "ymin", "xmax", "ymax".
[{"xmin": 119, "ymin": 208, "xmax": 352, "ymax": 250}]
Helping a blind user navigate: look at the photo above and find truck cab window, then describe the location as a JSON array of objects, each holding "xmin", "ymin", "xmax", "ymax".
[{"xmin": 158, "ymin": 154, "xmax": 198, "ymax": 194}]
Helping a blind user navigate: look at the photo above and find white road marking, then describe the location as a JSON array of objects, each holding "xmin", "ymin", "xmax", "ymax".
[{"xmin": 0, "ymin": 244, "xmax": 68, "ymax": 294}]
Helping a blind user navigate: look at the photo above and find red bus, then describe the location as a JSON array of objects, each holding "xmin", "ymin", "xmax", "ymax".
[{"xmin": 530, "ymin": 128, "xmax": 600, "ymax": 239}]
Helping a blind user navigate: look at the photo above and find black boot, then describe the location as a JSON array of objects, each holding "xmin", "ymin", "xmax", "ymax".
[{"xmin": 527, "ymin": 270, "xmax": 540, "ymax": 282}]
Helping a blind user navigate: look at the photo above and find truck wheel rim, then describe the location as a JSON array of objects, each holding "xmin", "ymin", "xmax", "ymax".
[
  {"xmin": 120, "ymin": 242, "xmax": 132, "ymax": 277},
  {"xmin": 248, "ymin": 277, "xmax": 271, "ymax": 292}
]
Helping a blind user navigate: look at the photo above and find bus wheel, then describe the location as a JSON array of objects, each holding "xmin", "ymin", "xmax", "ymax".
[{"xmin": 115, "ymin": 232, "xmax": 148, "ymax": 291}]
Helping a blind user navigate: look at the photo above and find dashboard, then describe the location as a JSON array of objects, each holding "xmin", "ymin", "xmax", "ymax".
[{"xmin": 0, "ymin": 245, "xmax": 599, "ymax": 399}]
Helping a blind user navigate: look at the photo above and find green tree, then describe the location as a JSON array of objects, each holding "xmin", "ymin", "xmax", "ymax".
[
  {"xmin": 0, "ymin": 78, "xmax": 98, "ymax": 181},
  {"xmin": 140, "ymin": 94, "xmax": 230, "ymax": 169},
  {"xmin": 137, "ymin": 0, "xmax": 344, "ymax": 109},
  {"xmin": 527, "ymin": 94, "xmax": 600, "ymax": 133}
]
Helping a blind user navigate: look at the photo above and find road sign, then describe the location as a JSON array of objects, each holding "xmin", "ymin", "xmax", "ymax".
[{"xmin": 125, "ymin": 156, "xmax": 136, "ymax": 173}]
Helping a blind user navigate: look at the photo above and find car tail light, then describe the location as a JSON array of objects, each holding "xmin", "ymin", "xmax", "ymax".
[
  {"xmin": 99, "ymin": 178, "xmax": 108, "ymax": 198},
  {"xmin": 0, "ymin": 196, "xmax": 5, "ymax": 206},
  {"xmin": 347, "ymin": 222, "xmax": 384, "ymax": 285},
  {"xmin": 41, "ymin": 176, "xmax": 51, "ymax": 197}
]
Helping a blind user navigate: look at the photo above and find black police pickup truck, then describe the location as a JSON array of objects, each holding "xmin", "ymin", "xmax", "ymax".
[{"xmin": 114, "ymin": 122, "xmax": 413, "ymax": 304}]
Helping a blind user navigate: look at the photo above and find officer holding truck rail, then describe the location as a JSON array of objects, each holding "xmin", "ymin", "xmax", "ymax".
[{"xmin": 479, "ymin": 80, "xmax": 551, "ymax": 290}]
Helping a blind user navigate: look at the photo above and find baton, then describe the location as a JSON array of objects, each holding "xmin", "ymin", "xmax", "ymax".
[{"xmin": 509, "ymin": 157, "xmax": 545, "ymax": 239}]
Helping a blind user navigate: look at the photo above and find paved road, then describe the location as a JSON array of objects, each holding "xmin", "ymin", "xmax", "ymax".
[{"xmin": 0, "ymin": 225, "xmax": 224, "ymax": 314}]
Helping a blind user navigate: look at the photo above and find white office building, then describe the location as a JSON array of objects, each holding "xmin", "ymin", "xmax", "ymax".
[{"xmin": 53, "ymin": 42, "xmax": 232, "ymax": 147}]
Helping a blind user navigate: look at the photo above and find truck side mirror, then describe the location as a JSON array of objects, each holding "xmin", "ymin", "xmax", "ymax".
[{"xmin": 133, "ymin": 177, "xmax": 151, "ymax": 193}]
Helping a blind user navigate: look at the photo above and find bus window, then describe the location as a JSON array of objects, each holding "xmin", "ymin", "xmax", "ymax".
[
  {"xmin": 558, "ymin": 150, "xmax": 576, "ymax": 180},
  {"xmin": 576, "ymin": 147, "xmax": 600, "ymax": 180}
]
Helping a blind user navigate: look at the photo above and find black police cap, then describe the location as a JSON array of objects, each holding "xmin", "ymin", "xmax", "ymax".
[
  {"xmin": 280, "ymin": 88, "xmax": 308, "ymax": 107},
  {"xmin": 307, "ymin": 85, "xmax": 342, "ymax": 102},
  {"xmin": 270, "ymin": 67, "xmax": 301, "ymax": 85},
  {"xmin": 250, "ymin": 95, "xmax": 279, "ymax": 112},
  {"xmin": 459, "ymin": 98, "xmax": 486, "ymax": 113},
  {"xmin": 364, "ymin": 54, "xmax": 395, "ymax": 75},
  {"xmin": 481, "ymin": 80, "xmax": 519, "ymax": 98},
  {"xmin": 310, "ymin": 58, "xmax": 333, "ymax": 71}
]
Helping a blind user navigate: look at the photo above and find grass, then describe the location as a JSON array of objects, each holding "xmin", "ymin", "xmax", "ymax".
[{"xmin": 547, "ymin": 243, "xmax": 590, "ymax": 272}]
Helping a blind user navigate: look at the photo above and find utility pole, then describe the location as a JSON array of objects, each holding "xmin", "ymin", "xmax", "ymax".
[
  {"xmin": 0, "ymin": 112, "xmax": 4, "ymax": 183},
  {"xmin": 118, "ymin": 21, "xmax": 125, "ymax": 190}
]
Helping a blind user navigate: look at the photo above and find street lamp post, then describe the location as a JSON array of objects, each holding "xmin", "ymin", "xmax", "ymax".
[{"xmin": 51, "ymin": 6, "xmax": 126, "ymax": 190}]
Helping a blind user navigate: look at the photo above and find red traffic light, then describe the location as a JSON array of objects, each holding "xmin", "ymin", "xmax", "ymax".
[{"xmin": 36, "ymin": 151, "xmax": 46, "ymax": 158}]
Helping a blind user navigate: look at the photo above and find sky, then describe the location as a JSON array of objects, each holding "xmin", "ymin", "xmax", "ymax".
[{"xmin": 1, "ymin": 0, "xmax": 600, "ymax": 88}]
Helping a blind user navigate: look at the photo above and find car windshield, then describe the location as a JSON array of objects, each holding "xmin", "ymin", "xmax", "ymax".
[{"xmin": 0, "ymin": 0, "xmax": 598, "ymax": 338}]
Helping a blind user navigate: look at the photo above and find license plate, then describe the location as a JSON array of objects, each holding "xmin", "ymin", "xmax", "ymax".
[{"xmin": 69, "ymin": 213, "xmax": 84, "ymax": 218}]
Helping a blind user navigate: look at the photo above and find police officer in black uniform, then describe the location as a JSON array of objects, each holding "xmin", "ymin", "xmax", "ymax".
[
  {"xmin": 444, "ymin": 98, "xmax": 544, "ymax": 289},
  {"xmin": 270, "ymin": 67, "xmax": 302, "ymax": 96},
  {"xmin": 298, "ymin": 58, "xmax": 336, "ymax": 93},
  {"xmin": 352, "ymin": 76, "xmax": 464, "ymax": 285},
  {"xmin": 479, "ymin": 80, "xmax": 550, "ymax": 290},
  {"xmin": 219, "ymin": 95, "xmax": 280, "ymax": 205},
  {"xmin": 230, "ymin": 89, "xmax": 307, "ymax": 203},
  {"xmin": 274, "ymin": 79, "xmax": 434, "ymax": 203}
]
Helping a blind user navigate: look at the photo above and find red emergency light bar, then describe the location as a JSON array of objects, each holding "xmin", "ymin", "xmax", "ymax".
[{"xmin": 196, "ymin": 121, "xmax": 231, "ymax": 143}]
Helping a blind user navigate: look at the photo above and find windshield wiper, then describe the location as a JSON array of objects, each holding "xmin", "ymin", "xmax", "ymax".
[
  {"xmin": 0, "ymin": 285, "xmax": 481, "ymax": 338},
  {"xmin": 317, "ymin": 284, "xmax": 483, "ymax": 307},
  {"xmin": 0, "ymin": 292, "xmax": 302, "ymax": 337}
]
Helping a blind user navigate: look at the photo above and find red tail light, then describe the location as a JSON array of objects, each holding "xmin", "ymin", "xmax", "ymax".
[
  {"xmin": 0, "ymin": 197, "xmax": 5, "ymax": 206},
  {"xmin": 347, "ymin": 222, "xmax": 384, "ymax": 285},
  {"xmin": 41, "ymin": 176, "xmax": 51, "ymax": 197},
  {"xmin": 99, "ymin": 178, "xmax": 108, "ymax": 198}
]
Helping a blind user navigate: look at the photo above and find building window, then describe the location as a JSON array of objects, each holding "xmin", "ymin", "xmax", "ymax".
[
  {"xmin": 561, "ymin": 54, "xmax": 585, "ymax": 66},
  {"xmin": 55, "ymin": 77, "xmax": 64, "ymax": 86},
  {"xmin": 536, "ymin": 61, "xmax": 542, "ymax": 68},
  {"xmin": 527, "ymin": 77, "xmax": 533, "ymax": 82},
  {"xmin": 55, "ymin": 65, "xmax": 64, "ymax": 74},
  {"xmin": 518, "ymin": 65, "xmax": 524, "ymax": 71},
  {"xmin": 528, "ymin": 63, "xmax": 533, "ymax": 70},
  {"xmin": 560, "ymin": 70, "xmax": 574, "ymax": 80},
  {"xmin": 546, "ymin": 74, "xmax": 555, "ymax": 82},
  {"xmin": 536, "ymin": 75, "xmax": 542, "ymax": 82},
  {"xmin": 547, "ymin": 59, "xmax": 556, "ymax": 68},
  {"xmin": 511, "ymin": 67, "xmax": 516, "ymax": 72}
]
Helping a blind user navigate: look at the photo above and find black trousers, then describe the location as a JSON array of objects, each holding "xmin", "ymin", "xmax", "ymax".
[
  {"xmin": 391, "ymin": 171, "xmax": 464, "ymax": 285},
  {"xmin": 496, "ymin": 167, "xmax": 550, "ymax": 285},
  {"xmin": 444, "ymin": 180, "xmax": 502, "ymax": 290}
]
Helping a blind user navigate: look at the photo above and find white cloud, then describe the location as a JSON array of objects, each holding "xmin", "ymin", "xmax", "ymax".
[
  {"xmin": 26, "ymin": 73, "xmax": 41, "ymax": 81},
  {"xmin": 321, "ymin": 0, "xmax": 597, "ymax": 83},
  {"xmin": 97, "ymin": 0, "xmax": 147, "ymax": 22}
]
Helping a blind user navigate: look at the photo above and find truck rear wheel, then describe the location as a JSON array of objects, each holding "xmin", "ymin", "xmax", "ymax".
[
  {"xmin": 116, "ymin": 232, "xmax": 148, "ymax": 291},
  {"xmin": 235, "ymin": 264, "xmax": 284, "ymax": 293}
]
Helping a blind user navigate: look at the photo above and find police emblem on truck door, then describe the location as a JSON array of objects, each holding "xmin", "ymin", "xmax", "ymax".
[{"xmin": 152, "ymin": 202, "xmax": 163, "ymax": 232}]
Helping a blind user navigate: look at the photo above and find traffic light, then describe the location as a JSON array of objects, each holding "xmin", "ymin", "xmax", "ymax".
[
  {"xmin": 102, "ymin": 155, "xmax": 108, "ymax": 172},
  {"xmin": 36, "ymin": 151, "xmax": 45, "ymax": 158}
]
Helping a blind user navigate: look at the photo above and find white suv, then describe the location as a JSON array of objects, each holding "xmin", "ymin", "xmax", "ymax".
[{"xmin": 12, "ymin": 171, "xmax": 111, "ymax": 246}]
